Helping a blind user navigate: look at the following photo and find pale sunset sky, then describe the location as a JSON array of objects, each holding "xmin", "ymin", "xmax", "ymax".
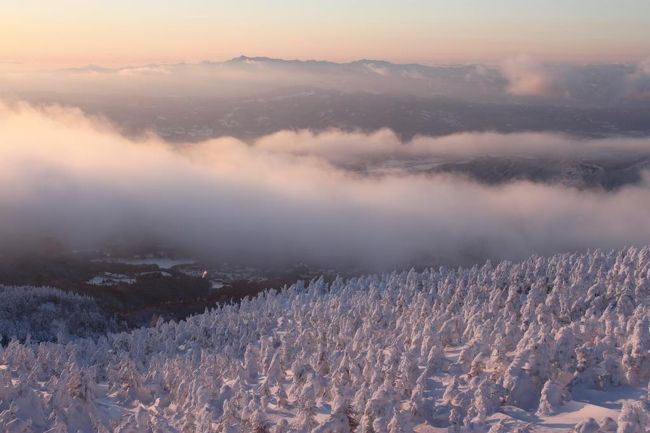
[{"xmin": 2, "ymin": 0, "xmax": 649, "ymax": 67}]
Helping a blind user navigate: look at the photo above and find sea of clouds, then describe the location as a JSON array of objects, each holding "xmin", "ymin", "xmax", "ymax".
[{"xmin": 2, "ymin": 101, "xmax": 650, "ymax": 268}]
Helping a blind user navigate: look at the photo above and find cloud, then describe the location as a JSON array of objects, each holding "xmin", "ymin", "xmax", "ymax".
[
  {"xmin": 116, "ymin": 66, "xmax": 173, "ymax": 76},
  {"xmin": 499, "ymin": 56, "xmax": 650, "ymax": 102},
  {"xmin": 499, "ymin": 56, "xmax": 564, "ymax": 97},
  {"xmin": 254, "ymin": 128, "xmax": 650, "ymax": 167},
  {"xmin": 638, "ymin": 58, "xmax": 650, "ymax": 75},
  {"xmin": 625, "ymin": 57, "xmax": 650, "ymax": 99},
  {"xmin": 1, "ymin": 101, "xmax": 650, "ymax": 269}
]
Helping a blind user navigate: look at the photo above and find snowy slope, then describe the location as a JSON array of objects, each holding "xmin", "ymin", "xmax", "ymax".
[
  {"xmin": 0, "ymin": 286, "xmax": 120, "ymax": 343},
  {"xmin": 0, "ymin": 247, "xmax": 649, "ymax": 433}
]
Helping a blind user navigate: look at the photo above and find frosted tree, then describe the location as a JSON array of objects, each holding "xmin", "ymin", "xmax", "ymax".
[
  {"xmin": 487, "ymin": 420, "xmax": 509, "ymax": 433},
  {"xmin": 312, "ymin": 394, "xmax": 357, "ymax": 433},
  {"xmin": 616, "ymin": 401, "xmax": 649, "ymax": 433},
  {"xmin": 599, "ymin": 417, "xmax": 618, "ymax": 432},
  {"xmin": 249, "ymin": 409, "xmax": 270, "ymax": 433},
  {"xmin": 409, "ymin": 381, "xmax": 427, "ymax": 419},
  {"xmin": 397, "ymin": 351, "xmax": 420, "ymax": 398},
  {"xmin": 622, "ymin": 315, "xmax": 650, "ymax": 386},
  {"xmin": 243, "ymin": 345, "xmax": 260, "ymax": 383},
  {"xmin": 572, "ymin": 418, "xmax": 600, "ymax": 433},
  {"xmin": 502, "ymin": 351, "xmax": 538, "ymax": 410},
  {"xmin": 273, "ymin": 419, "xmax": 289, "ymax": 433},
  {"xmin": 465, "ymin": 379, "xmax": 504, "ymax": 425},
  {"xmin": 276, "ymin": 385, "xmax": 289, "ymax": 409},
  {"xmin": 295, "ymin": 385, "xmax": 318, "ymax": 433},
  {"xmin": 468, "ymin": 354, "xmax": 485, "ymax": 378},
  {"xmin": 537, "ymin": 380, "xmax": 570, "ymax": 415},
  {"xmin": 0, "ymin": 247, "xmax": 648, "ymax": 432}
]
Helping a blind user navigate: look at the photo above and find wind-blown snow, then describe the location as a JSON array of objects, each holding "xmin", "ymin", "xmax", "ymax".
[{"xmin": 0, "ymin": 247, "xmax": 649, "ymax": 432}]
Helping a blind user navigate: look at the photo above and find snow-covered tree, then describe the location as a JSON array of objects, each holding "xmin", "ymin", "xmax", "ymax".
[
  {"xmin": 537, "ymin": 380, "xmax": 570, "ymax": 415},
  {"xmin": 616, "ymin": 401, "xmax": 649, "ymax": 433},
  {"xmin": 0, "ymin": 247, "xmax": 648, "ymax": 433}
]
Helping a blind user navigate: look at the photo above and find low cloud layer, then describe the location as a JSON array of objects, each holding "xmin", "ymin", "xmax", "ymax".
[
  {"xmin": 500, "ymin": 56, "xmax": 564, "ymax": 97},
  {"xmin": 2, "ymin": 101, "xmax": 650, "ymax": 268},
  {"xmin": 499, "ymin": 55, "xmax": 650, "ymax": 100},
  {"xmin": 254, "ymin": 128, "xmax": 650, "ymax": 167}
]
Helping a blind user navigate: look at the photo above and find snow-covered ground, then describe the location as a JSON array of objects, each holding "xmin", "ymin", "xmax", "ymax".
[
  {"xmin": 211, "ymin": 280, "xmax": 225, "ymax": 290},
  {"xmin": 86, "ymin": 273, "xmax": 136, "ymax": 286},
  {"xmin": 0, "ymin": 247, "xmax": 649, "ymax": 432}
]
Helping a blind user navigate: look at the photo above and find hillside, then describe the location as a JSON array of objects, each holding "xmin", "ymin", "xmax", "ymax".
[{"xmin": 0, "ymin": 247, "xmax": 649, "ymax": 432}]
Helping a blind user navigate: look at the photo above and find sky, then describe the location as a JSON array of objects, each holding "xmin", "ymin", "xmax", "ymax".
[{"xmin": 2, "ymin": 0, "xmax": 649, "ymax": 68}]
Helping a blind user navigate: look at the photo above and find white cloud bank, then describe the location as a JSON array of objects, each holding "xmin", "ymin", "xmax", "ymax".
[
  {"xmin": 1, "ymin": 101, "xmax": 650, "ymax": 268},
  {"xmin": 500, "ymin": 56, "xmax": 564, "ymax": 97},
  {"xmin": 499, "ymin": 55, "xmax": 650, "ymax": 100}
]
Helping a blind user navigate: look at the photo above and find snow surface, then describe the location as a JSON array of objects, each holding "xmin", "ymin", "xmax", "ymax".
[
  {"xmin": 0, "ymin": 247, "xmax": 649, "ymax": 432},
  {"xmin": 95, "ymin": 257, "xmax": 196, "ymax": 269},
  {"xmin": 211, "ymin": 281, "xmax": 225, "ymax": 290},
  {"xmin": 86, "ymin": 273, "xmax": 136, "ymax": 286}
]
